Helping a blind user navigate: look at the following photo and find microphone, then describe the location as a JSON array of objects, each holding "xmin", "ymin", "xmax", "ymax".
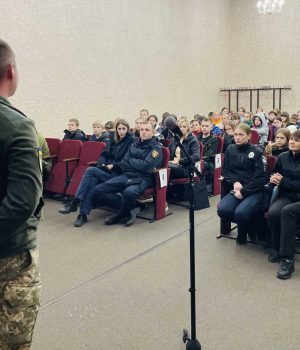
[{"xmin": 164, "ymin": 115, "xmax": 183, "ymax": 138}]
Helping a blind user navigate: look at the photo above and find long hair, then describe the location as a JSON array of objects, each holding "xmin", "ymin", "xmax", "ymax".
[{"xmin": 114, "ymin": 119, "xmax": 130, "ymax": 142}]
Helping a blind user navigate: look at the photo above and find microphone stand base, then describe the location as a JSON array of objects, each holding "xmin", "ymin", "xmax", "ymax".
[{"xmin": 186, "ymin": 339, "xmax": 202, "ymax": 350}]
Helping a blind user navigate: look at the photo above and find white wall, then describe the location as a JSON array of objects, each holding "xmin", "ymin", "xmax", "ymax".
[
  {"xmin": 223, "ymin": 0, "xmax": 300, "ymax": 114},
  {"xmin": 1, "ymin": 0, "xmax": 231, "ymax": 137}
]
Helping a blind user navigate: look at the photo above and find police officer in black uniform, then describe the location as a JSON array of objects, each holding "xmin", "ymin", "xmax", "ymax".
[
  {"xmin": 0, "ymin": 39, "xmax": 42, "ymax": 349},
  {"xmin": 93, "ymin": 121, "xmax": 162, "ymax": 226}
]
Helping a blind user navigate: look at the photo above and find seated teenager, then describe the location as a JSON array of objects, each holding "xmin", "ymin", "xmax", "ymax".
[
  {"xmin": 280, "ymin": 111, "xmax": 289, "ymax": 128},
  {"xmin": 132, "ymin": 117, "xmax": 145, "ymax": 138},
  {"xmin": 272, "ymin": 116, "xmax": 284, "ymax": 138},
  {"xmin": 147, "ymin": 114, "xmax": 164, "ymax": 142},
  {"xmin": 217, "ymin": 124, "xmax": 266, "ymax": 244},
  {"xmin": 63, "ymin": 118, "xmax": 87, "ymax": 142},
  {"xmin": 287, "ymin": 114, "xmax": 298, "ymax": 132},
  {"xmin": 243, "ymin": 112, "xmax": 253, "ymax": 127},
  {"xmin": 210, "ymin": 112, "xmax": 222, "ymax": 135},
  {"xmin": 251, "ymin": 114, "xmax": 269, "ymax": 149},
  {"xmin": 267, "ymin": 130, "xmax": 300, "ymax": 279},
  {"xmin": 265, "ymin": 128, "xmax": 290, "ymax": 157},
  {"xmin": 93, "ymin": 121, "xmax": 162, "ymax": 226},
  {"xmin": 89, "ymin": 121, "xmax": 111, "ymax": 142},
  {"xmin": 197, "ymin": 117, "xmax": 218, "ymax": 193},
  {"xmin": 223, "ymin": 121, "xmax": 236, "ymax": 152},
  {"xmin": 190, "ymin": 119, "xmax": 202, "ymax": 138},
  {"xmin": 58, "ymin": 119, "xmax": 134, "ymax": 227},
  {"xmin": 169, "ymin": 117, "xmax": 200, "ymax": 179}
]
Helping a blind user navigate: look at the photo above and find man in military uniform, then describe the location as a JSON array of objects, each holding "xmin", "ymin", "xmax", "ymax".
[
  {"xmin": 93, "ymin": 121, "xmax": 162, "ymax": 226},
  {"xmin": 0, "ymin": 39, "xmax": 42, "ymax": 349}
]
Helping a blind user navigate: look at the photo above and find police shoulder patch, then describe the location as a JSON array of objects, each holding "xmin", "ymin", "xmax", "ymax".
[{"xmin": 151, "ymin": 149, "xmax": 159, "ymax": 158}]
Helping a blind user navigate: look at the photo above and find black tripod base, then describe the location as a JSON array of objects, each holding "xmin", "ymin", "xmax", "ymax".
[
  {"xmin": 186, "ymin": 339, "xmax": 202, "ymax": 349},
  {"xmin": 183, "ymin": 329, "xmax": 202, "ymax": 349}
]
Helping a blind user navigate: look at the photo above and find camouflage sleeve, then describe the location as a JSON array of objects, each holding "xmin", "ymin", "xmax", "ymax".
[{"xmin": 0, "ymin": 118, "xmax": 42, "ymax": 242}]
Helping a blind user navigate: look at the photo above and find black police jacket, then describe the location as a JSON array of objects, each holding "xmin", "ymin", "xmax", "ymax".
[
  {"xmin": 273, "ymin": 150, "xmax": 300, "ymax": 201},
  {"xmin": 222, "ymin": 143, "xmax": 266, "ymax": 197},
  {"xmin": 120, "ymin": 137, "xmax": 162, "ymax": 186},
  {"xmin": 63, "ymin": 129, "xmax": 87, "ymax": 142},
  {"xmin": 97, "ymin": 133, "xmax": 135, "ymax": 172}
]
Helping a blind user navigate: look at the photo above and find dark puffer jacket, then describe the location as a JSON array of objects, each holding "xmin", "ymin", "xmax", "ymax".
[
  {"xmin": 120, "ymin": 137, "xmax": 162, "ymax": 186},
  {"xmin": 97, "ymin": 132, "xmax": 135, "ymax": 172},
  {"xmin": 273, "ymin": 150, "xmax": 300, "ymax": 201},
  {"xmin": 170, "ymin": 132, "xmax": 200, "ymax": 165},
  {"xmin": 222, "ymin": 143, "xmax": 266, "ymax": 197},
  {"xmin": 63, "ymin": 129, "xmax": 87, "ymax": 142}
]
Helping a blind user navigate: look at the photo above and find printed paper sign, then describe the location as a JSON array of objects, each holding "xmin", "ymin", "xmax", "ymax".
[{"xmin": 159, "ymin": 168, "xmax": 168, "ymax": 188}]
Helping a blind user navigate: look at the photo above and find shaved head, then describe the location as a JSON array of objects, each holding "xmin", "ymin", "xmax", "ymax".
[{"xmin": 0, "ymin": 39, "xmax": 15, "ymax": 81}]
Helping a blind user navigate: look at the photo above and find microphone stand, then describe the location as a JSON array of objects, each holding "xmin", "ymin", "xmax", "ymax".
[{"xmin": 171, "ymin": 133, "xmax": 202, "ymax": 350}]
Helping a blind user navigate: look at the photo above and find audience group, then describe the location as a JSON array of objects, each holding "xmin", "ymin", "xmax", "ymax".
[{"xmin": 42, "ymin": 107, "xmax": 300, "ymax": 280}]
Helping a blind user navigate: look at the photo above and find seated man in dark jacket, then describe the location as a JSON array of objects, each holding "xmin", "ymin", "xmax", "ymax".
[
  {"xmin": 93, "ymin": 121, "xmax": 162, "ymax": 226},
  {"xmin": 63, "ymin": 118, "xmax": 87, "ymax": 142},
  {"xmin": 197, "ymin": 117, "xmax": 218, "ymax": 192}
]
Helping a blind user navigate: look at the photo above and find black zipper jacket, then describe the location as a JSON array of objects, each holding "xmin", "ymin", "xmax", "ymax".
[{"xmin": 222, "ymin": 143, "xmax": 266, "ymax": 197}]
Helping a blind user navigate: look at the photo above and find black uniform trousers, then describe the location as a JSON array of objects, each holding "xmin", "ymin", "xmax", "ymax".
[
  {"xmin": 268, "ymin": 197, "xmax": 300, "ymax": 257},
  {"xmin": 93, "ymin": 174, "xmax": 148, "ymax": 216}
]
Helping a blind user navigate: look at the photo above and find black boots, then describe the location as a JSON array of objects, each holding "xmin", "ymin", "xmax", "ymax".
[
  {"xmin": 58, "ymin": 198, "xmax": 79, "ymax": 214},
  {"xmin": 105, "ymin": 207, "xmax": 140, "ymax": 226},
  {"xmin": 74, "ymin": 214, "xmax": 87, "ymax": 227},
  {"xmin": 277, "ymin": 258, "xmax": 295, "ymax": 279},
  {"xmin": 125, "ymin": 207, "xmax": 140, "ymax": 227}
]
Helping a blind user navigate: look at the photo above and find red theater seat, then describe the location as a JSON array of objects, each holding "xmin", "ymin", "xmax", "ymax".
[
  {"xmin": 45, "ymin": 140, "xmax": 82, "ymax": 195},
  {"xmin": 65, "ymin": 141, "xmax": 106, "ymax": 197}
]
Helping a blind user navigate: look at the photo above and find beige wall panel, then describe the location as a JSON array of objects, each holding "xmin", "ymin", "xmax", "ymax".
[
  {"xmin": 223, "ymin": 0, "xmax": 300, "ymax": 114},
  {"xmin": 1, "ymin": 0, "xmax": 230, "ymax": 137}
]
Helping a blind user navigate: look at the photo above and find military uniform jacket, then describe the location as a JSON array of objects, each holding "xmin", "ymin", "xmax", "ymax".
[
  {"xmin": 0, "ymin": 97, "xmax": 42, "ymax": 258},
  {"xmin": 120, "ymin": 137, "xmax": 162, "ymax": 186},
  {"xmin": 222, "ymin": 143, "xmax": 265, "ymax": 198}
]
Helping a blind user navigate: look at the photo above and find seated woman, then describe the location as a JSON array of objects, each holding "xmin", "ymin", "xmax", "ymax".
[
  {"xmin": 265, "ymin": 128, "xmax": 290, "ymax": 157},
  {"xmin": 267, "ymin": 130, "xmax": 300, "ymax": 279},
  {"xmin": 169, "ymin": 117, "xmax": 200, "ymax": 179},
  {"xmin": 217, "ymin": 124, "xmax": 266, "ymax": 244},
  {"xmin": 58, "ymin": 119, "xmax": 134, "ymax": 227}
]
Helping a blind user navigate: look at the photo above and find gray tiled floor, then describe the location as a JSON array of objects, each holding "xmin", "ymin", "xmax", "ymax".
[{"xmin": 32, "ymin": 198, "xmax": 300, "ymax": 350}]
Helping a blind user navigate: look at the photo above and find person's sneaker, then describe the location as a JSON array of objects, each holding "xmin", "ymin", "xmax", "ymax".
[
  {"xmin": 136, "ymin": 194, "xmax": 153, "ymax": 203},
  {"xmin": 165, "ymin": 202, "xmax": 169, "ymax": 213},
  {"xmin": 105, "ymin": 213, "xmax": 122, "ymax": 225},
  {"xmin": 58, "ymin": 199, "xmax": 79, "ymax": 214},
  {"xmin": 74, "ymin": 214, "xmax": 87, "ymax": 227},
  {"xmin": 277, "ymin": 258, "xmax": 295, "ymax": 279},
  {"xmin": 125, "ymin": 207, "xmax": 140, "ymax": 226},
  {"xmin": 268, "ymin": 249, "xmax": 280, "ymax": 263}
]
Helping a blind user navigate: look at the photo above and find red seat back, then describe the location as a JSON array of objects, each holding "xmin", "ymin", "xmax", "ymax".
[
  {"xmin": 45, "ymin": 138, "xmax": 61, "ymax": 157},
  {"xmin": 250, "ymin": 130, "xmax": 259, "ymax": 145},
  {"xmin": 216, "ymin": 136, "xmax": 224, "ymax": 154},
  {"xmin": 161, "ymin": 147, "xmax": 170, "ymax": 168},
  {"xmin": 266, "ymin": 155, "xmax": 276, "ymax": 178},
  {"xmin": 78, "ymin": 141, "xmax": 106, "ymax": 166},
  {"xmin": 65, "ymin": 142, "xmax": 106, "ymax": 196}
]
